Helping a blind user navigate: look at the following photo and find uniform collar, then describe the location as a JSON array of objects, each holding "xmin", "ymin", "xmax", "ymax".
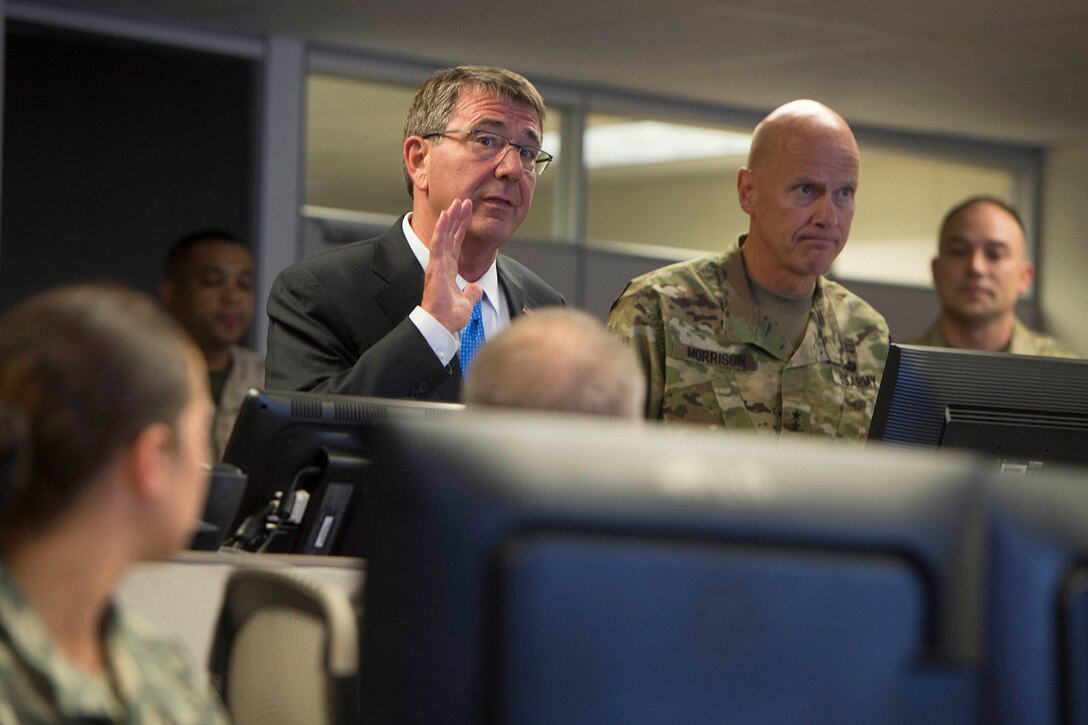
[
  {"xmin": 719, "ymin": 235, "xmax": 842, "ymax": 365},
  {"xmin": 1007, "ymin": 317, "xmax": 1031, "ymax": 354}
]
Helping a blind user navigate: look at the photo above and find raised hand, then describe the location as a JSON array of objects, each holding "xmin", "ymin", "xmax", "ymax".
[{"xmin": 421, "ymin": 198, "xmax": 484, "ymax": 333}]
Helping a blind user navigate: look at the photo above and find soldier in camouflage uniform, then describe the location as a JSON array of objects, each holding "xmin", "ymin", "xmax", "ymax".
[
  {"xmin": 911, "ymin": 196, "xmax": 1080, "ymax": 358},
  {"xmin": 0, "ymin": 285, "xmax": 229, "ymax": 724},
  {"xmin": 608, "ymin": 100, "xmax": 889, "ymax": 441}
]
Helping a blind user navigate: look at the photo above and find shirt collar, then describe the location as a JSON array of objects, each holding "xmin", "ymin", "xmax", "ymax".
[{"xmin": 403, "ymin": 213, "xmax": 501, "ymax": 311}]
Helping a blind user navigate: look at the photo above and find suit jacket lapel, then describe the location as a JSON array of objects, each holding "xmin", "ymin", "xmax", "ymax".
[
  {"xmin": 374, "ymin": 219, "xmax": 425, "ymax": 327},
  {"xmin": 497, "ymin": 255, "xmax": 529, "ymax": 318},
  {"xmin": 372, "ymin": 218, "xmax": 463, "ymax": 395}
]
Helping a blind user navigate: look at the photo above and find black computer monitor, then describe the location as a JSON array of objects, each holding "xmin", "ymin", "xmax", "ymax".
[
  {"xmin": 361, "ymin": 412, "xmax": 985, "ymax": 725},
  {"xmin": 869, "ymin": 343, "xmax": 1088, "ymax": 473},
  {"xmin": 188, "ymin": 462, "xmax": 247, "ymax": 551},
  {"xmin": 983, "ymin": 468, "xmax": 1088, "ymax": 725},
  {"xmin": 222, "ymin": 389, "xmax": 463, "ymax": 555}
]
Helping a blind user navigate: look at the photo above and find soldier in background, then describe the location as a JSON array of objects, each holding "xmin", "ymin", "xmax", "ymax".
[
  {"xmin": 910, "ymin": 196, "xmax": 1079, "ymax": 357},
  {"xmin": 160, "ymin": 230, "xmax": 265, "ymax": 459},
  {"xmin": 608, "ymin": 100, "xmax": 889, "ymax": 440},
  {"xmin": 463, "ymin": 308, "xmax": 645, "ymax": 419}
]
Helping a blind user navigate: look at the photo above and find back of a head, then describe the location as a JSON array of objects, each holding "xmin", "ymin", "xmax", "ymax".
[
  {"xmin": 463, "ymin": 308, "xmax": 646, "ymax": 419},
  {"xmin": 0, "ymin": 283, "xmax": 194, "ymax": 537}
]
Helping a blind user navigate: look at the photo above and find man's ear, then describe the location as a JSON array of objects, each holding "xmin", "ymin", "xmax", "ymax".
[
  {"xmin": 404, "ymin": 136, "xmax": 429, "ymax": 194},
  {"xmin": 126, "ymin": 422, "xmax": 174, "ymax": 501},
  {"xmin": 158, "ymin": 279, "xmax": 176, "ymax": 311},
  {"xmin": 1018, "ymin": 260, "xmax": 1036, "ymax": 297},
  {"xmin": 737, "ymin": 167, "xmax": 755, "ymax": 215}
]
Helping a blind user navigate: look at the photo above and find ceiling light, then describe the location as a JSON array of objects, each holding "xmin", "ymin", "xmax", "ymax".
[{"xmin": 583, "ymin": 121, "xmax": 751, "ymax": 169}]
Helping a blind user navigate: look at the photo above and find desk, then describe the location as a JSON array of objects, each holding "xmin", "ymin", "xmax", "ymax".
[{"xmin": 117, "ymin": 550, "xmax": 365, "ymax": 667}]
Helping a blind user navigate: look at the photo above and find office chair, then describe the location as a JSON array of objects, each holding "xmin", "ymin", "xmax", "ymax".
[{"xmin": 208, "ymin": 566, "xmax": 360, "ymax": 724}]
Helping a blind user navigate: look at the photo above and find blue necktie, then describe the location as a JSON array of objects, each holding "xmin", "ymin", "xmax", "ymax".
[{"xmin": 460, "ymin": 298, "xmax": 486, "ymax": 377}]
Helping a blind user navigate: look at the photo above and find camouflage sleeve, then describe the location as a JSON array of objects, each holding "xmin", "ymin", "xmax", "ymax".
[
  {"xmin": 0, "ymin": 675, "xmax": 19, "ymax": 725},
  {"xmin": 1031, "ymin": 332, "xmax": 1082, "ymax": 359},
  {"xmin": 170, "ymin": 641, "xmax": 232, "ymax": 725},
  {"xmin": 835, "ymin": 293, "xmax": 890, "ymax": 441},
  {"xmin": 112, "ymin": 607, "xmax": 232, "ymax": 724},
  {"xmin": 1051, "ymin": 343, "xmax": 1083, "ymax": 359},
  {"xmin": 607, "ymin": 284, "xmax": 666, "ymax": 419}
]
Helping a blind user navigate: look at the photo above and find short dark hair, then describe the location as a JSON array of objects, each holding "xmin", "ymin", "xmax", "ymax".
[
  {"xmin": 402, "ymin": 65, "xmax": 546, "ymax": 196},
  {"xmin": 164, "ymin": 229, "xmax": 246, "ymax": 280},
  {"xmin": 0, "ymin": 283, "xmax": 194, "ymax": 533},
  {"xmin": 939, "ymin": 196, "xmax": 1025, "ymax": 244}
]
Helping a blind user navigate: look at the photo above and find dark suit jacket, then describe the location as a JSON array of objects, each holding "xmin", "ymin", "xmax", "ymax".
[{"xmin": 265, "ymin": 218, "xmax": 565, "ymax": 401}]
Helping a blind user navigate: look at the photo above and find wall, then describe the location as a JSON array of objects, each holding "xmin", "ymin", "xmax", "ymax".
[
  {"xmin": 1040, "ymin": 143, "xmax": 1088, "ymax": 356},
  {"xmin": 118, "ymin": 551, "xmax": 363, "ymax": 668},
  {"xmin": 587, "ymin": 164, "xmax": 742, "ymax": 253},
  {"xmin": 0, "ymin": 22, "xmax": 256, "ymax": 310}
]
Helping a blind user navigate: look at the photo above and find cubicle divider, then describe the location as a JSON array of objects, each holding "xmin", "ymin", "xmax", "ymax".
[{"xmin": 117, "ymin": 550, "xmax": 364, "ymax": 667}]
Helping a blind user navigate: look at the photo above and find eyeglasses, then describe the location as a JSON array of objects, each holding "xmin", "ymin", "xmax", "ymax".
[{"xmin": 422, "ymin": 129, "xmax": 554, "ymax": 176}]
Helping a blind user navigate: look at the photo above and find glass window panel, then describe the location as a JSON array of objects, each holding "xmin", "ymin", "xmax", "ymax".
[
  {"xmin": 585, "ymin": 113, "xmax": 750, "ymax": 255},
  {"xmin": 306, "ymin": 75, "xmax": 414, "ymax": 216},
  {"xmin": 835, "ymin": 145, "xmax": 1017, "ymax": 286},
  {"xmin": 585, "ymin": 111, "xmax": 1026, "ymax": 290}
]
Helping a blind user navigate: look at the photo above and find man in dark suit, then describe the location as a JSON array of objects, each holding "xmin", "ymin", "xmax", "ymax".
[{"xmin": 266, "ymin": 66, "xmax": 564, "ymax": 401}]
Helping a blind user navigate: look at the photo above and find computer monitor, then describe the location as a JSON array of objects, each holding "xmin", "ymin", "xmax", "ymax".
[
  {"xmin": 361, "ymin": 412, "xmax": 985, "ymax": 725},
  {"xmin": 983, "ymin": 468, "xmax": 1088, "ymax": 725},
  {"xmin": 222, "ymin": 389, "xmax": 463, "ymax": 555},
  {"xmin": 188, "ymin": 462, "xmax": 247, "ymax": 551},
  {"xmin": 868, "ymin": 343, "xmax": 1088, "ymax": 473}
]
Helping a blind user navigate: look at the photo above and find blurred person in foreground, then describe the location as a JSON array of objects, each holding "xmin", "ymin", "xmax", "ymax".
[
  {"xmin": 160, "ymin": 229, "xmax": 264, "ymax": 459},
  {"xmin": 608, "ymin": 100, "xmax": 889, "ymax": 440},
  {"xmin": 463, "ymin": 308, "xmax": 645, "ymax": 419},
  {"xmin": 911, "ymin": 196, "xmax": 1079, "ymax": 357},
  {"xmin": 0, "ymin": 284, "xmax": 228, "ymax": 723}
]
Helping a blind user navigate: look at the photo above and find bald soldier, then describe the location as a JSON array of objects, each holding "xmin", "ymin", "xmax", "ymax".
[
  {"xmin": 911, "ymin": 196, "xmax": 1079, "ymax": 357},
  {"xmin": 608, "ymin": 100, "xmax": 889, "ymax": 440}
]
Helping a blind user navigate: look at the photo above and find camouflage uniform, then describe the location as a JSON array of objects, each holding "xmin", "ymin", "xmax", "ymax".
[
  {"xmin": 213, "ymin": 344, "xmax": 265, "ymax": 461},
  {"xmin": 608, "ymin": 236, "xmax": 890, "ymax": 441},
  {"xmin": 0, "ymin": 562, "xmax": 229, "ymax": 724},
  {"xmin": 910, "ymin": 318, "xmax": 1081, "ymax": 358}
]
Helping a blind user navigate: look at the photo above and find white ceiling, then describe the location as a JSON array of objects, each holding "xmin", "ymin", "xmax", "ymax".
[{"xmin": 31, "ymin": 0, "xmax": 1088, "ymax": 147}]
